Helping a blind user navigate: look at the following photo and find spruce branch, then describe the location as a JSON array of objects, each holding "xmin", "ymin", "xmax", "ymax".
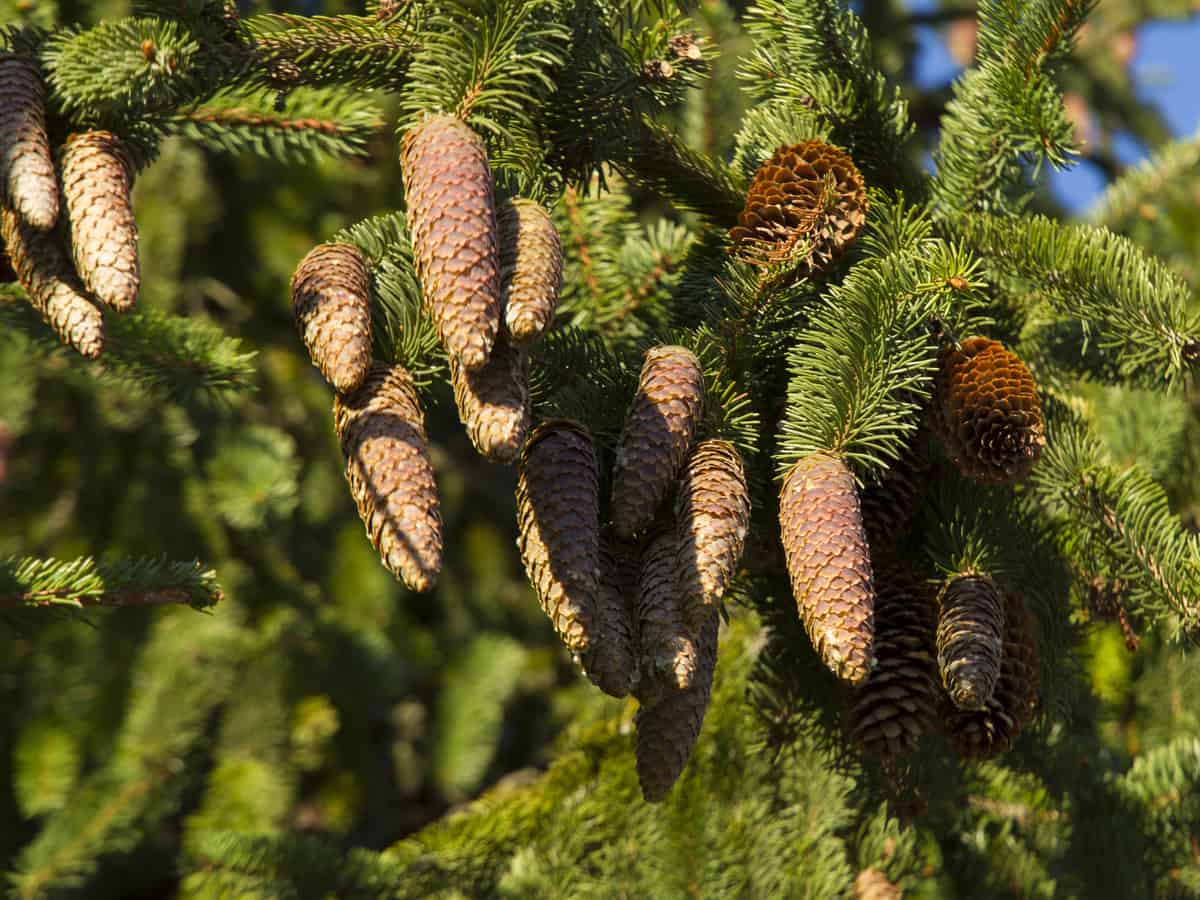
[
  {"xmin": 0, "ymin": 556, "xmax": 222, "ymax": 611},
  {"xmin": 1089, "ymin": 129, "xmax": 1200, "ymax": 228}
]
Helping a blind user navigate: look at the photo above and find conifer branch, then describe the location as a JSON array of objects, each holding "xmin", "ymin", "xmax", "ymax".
[
  {"xmin": 1089, "ymin": 130, "xmax": 1200, "ymax": 228},
  {"xmin": 0, "ymin": 556, "xmax": 223, "ymax": 611}
]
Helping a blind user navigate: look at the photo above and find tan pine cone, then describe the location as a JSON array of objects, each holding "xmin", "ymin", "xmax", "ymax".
[
  {"xmin": 580, "ymin": 530, "xmax": 640, "ymax": 698},
  {"xmin": 611, "ymin": 345, "xmax": 705, "ymax": 540},
  {"xmin": 335, "ymin": 363, "xmax": 443, "ymax": 592},
  {"xmin": 675, "ymin": 440, "xmax": 750, "ymax": 632},
  {"xmin": 730, "ymin": 141, "xmax": 867, "ymax": 277},
  {"xmin": 779, "ymin": 452, "xmax": 875, "ymax": 685},
  {"xmin": 933, "ymin": 337, "xmax": 1044, "ymax": 482},
  {"xmin": 59, "ymin": 131, "xmax": 140, "ymax": 312},
  {"xmin": 854, "ymin": 867, "xmax": 902, "ymax": 900},
  {"xmin": 636, "ymin": 528, "xmax": 699, "ymax": 693},
  {"xmin": 291, "ymin": 242, "xmax": 373, "ymax": 395},
  {"xmin": 449, "ymin": 331, "xmax": 529, "ymax": 464},
  {"xmin": 515, "ymin": 419, "xmax": 600, "ymax": 656},
  {"xmin": 1, "ymin": 207, "xmax": 104, "ymax": 358},
  {"xmin": 0, "ymin": 57, "xmax": 58, "ymax": 229},
  {"xmin": 400, "ymin": 114, "xmax": 500, "ymax": 372},
  {"xmin": 936, "ymin": 573, "xmax": 1005, "ymax": 710},
  {"xmin": 860, "ymin": 441, "xmax": 928, "ymax": 554},
  {"xmin": 497, "ymin": 197, "xmax": 562, "ymax": 348},
  {"xmin": 635, "ymin": 609, "xmax": 718, "ymax": 803},
  {"xmin": 946, "ymin": 591, "xmax": 1040, "ymax": 758}
]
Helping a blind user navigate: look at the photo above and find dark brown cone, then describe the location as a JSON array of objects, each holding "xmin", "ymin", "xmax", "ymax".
[
  {"xmin": 675, "ymin": 440, "xmax": 750, "ymax": 632},
  {"xmin": 850, "ymin": 565, "xmax": 939, "ymax": 764},
  {"xmin": 1, "ymin": 207, "xmax": 104, "ymax": 358},
  {"xmin": 636, "ymin": 528, "xmax": 699, "ymax": 693},
  {"xmin": 291, "ymin": 242, "xmax": 373, "ymax": 395},
  {"xmin": 581, "ymin": 531, "xmax": 640, "ymax": 698},
  {"xmin": 730, "ymin": 141, "xmax": 867, "ymax": 277},
  {"xmin": 59, "ymin": 131, "xmax": 140, "ymax": 312},
  {"xmin": 779, "ymin": 453, "xmax": 876, "ymax": 685},
  {"xmin": 635, "ymin": 609, "xmax": 718, "ymax": 803},
  {"xmin": 0, "ymin": 239, "xmax": 14, "ymax": 283},
  {"xmin": 497, "ymin": 197, "xmax": 561, "ymax": 348},
  {"xmin": 449, "ymin": 331, "xmax": 529, "ymax": 464},
  {"xmin": 611, "ymin": 345, "xmax": 705, "ymax": 539},
  {"xmin": 860, "ymin": 441, "xmax": 928, "ymax": 555},
  {"xmin": 400, "ymin": 114, "xmax": 500, "ymax": 372},
  {"xmin": 933, "ymin": 337, "xmax": 1044, "ymax": 482},
  {"xmin": 335, "ymin": 363, "xmax": 443, "ymax": 592},
  {"xmin": 936, "ymin": 574, "xmax": 1005, "ymax": 710},
  {"xmin": 854, "ymin": 868, "xmax": 902, "ymax": 900},
  {"xmin": 515, "ymin": 420, "xmax": 600, "ymax": 655},
  {"xmin": 0, "ymin": 57, "xmax": 58, "ymax": 229},
  {"xmin": 947, "ymin": 592, "xmax": 1040, "ymax": 758}
]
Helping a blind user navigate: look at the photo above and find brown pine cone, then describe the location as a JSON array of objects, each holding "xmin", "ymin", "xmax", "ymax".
[
  {"xmin": 581, "ymin": 530, "xmax": 640, "ymax": 698},
  {"xmin": 1, "ymin": 207, "xmax": 104, "ymax": 358},
  {"xmin": 291, "ymin": 242, "xmax": 373, "ymax": 395},
  {"xmin": 933, "ymin": 337, "xmax": 1044, "ymax": 482},
  {"xmin": 779, "ymin": 452, "xmax": 875, "ymax": 685},
  {"xmin": 0, "ymin": 57, "xmax": 58, "ymax": 229},
  {"xmin": 854, "ymin": 867, "xmax": 902, "ymax": 900},
  {"xmin": 860, "ymin": 440, "xmax": 928, "ymax": 554},
  {"xmin": 449, "ymin": 331, "xmax": 529, "ymax": 464},
  {"xmin": 635, "ymin": 609, "xmax": 718, "ymax": 803},
  {"xmin": 611, "ymin": 345, "xmax": 705, "ymax": 540},
  {"xmin": 636, "ymin": 528, "xmax": 699, "ymax": 693},
  {"xmin": 675, "ymin": 440, "xmax": 750, "ymax": 631},
  {"xmin": 59, "ymin": 131, "xmax": 140, "ymax": 312},
  {"xmin": 335, "ymin": 363, "xmax": 443, "ymax": 593},
  {"xmin": 400, "ymin": 114, "xmax": 500, "ymax": 372},
  {"xmin": 515, "ymin": 419, "xmax": 600, "ymax": 656},
  {"xmin": 497, "ymin": 197, "xmax": 562, "ymax": 348},
  {"xmin": 936, "ymin": 573, "xmax": 1005, "ymax": 710}
]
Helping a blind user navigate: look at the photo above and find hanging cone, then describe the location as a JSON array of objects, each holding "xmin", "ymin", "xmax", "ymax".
[
  {"xmin": 497, "ymin": 197, "xmax": 562, "ymax": 348},
  {"xmin": 59, "ymin": 130, "xmax": 140, "ymax": 312},
  {"xmin": 853, "ymin": 868, "xmax": 902, "ymax": 900},
  {"xmin": 581, "ymin": 531, "xmax": 640, "ymax": 698},
  {"xmin": 860, "ymin": 440, "xmax": 927, "ymax": 554},
  {"xmin": 1, "ymin": 208, "xmax": 104, "ymax": 358},
  {"xmin": 291, "ymin": 242, "xmax": 373, "ymax": 395},
  {"xmin": 0, "ymin": 57, "xmax": 58, "ymax": 230},
  {"xmin": 779, "ymin": 452, "xmax": 875, "ymax": 685},
  {"xmin": 611, "ymin": 345, "xmax": 705, "ymax": 539},
  {"xmin": 675, "ymin": 439, "xmax": 750, "ymax": 632},
  {"xmin": 636, "ymin": 528, "xmax": 699, "ymax": 693},
  {"xmin": 635, "ymin": 609, "xmax": 718, "ymax": 802},
  {"xmin": 515, "ymin": 419, "xmax": 600, "ymax": 656},
  {"xmin": 449, "ymin": 331, "xmax": 530, "ymax": 464},
  {"xmin": 946, "ymin": 591, "xmax": 1040, "ymax": 758},
  {"xmin": 936, "ymin": 573, "xmax": 1005, "ymax": 710},
  {"xmin": 933, "ymin": 337, "xmax": 1044, "ymax": 482},
  {"xmin": 400, "ymin": 113, "xmax": 500, "ymax": 372},
  {"xmin": 335, "ymin": 362, "xmax": 443, "ymax": 592},
  {"xmin": 1, "ymin": 238, "xmax": 14, "ymax": 283}
]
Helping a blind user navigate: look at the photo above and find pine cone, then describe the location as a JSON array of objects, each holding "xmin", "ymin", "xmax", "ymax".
[
  {"xmin": 854, "ymin": 867, "xmax": 902, "ymax": 900},
  {"xmin": 933, "ymin": 337, "xmax": 1044, "ymax": 482},
  {"xmin": 449, "ymin": 331, "xmax": 530, "ymax": 464},
  {"xmin": 636, "ymin": 528, "xmax": 699, "ymax": 693},
  {"xmin": 0, "ymin": 57, "xmax": 58, "ymax": 229},
  {"xmin": 515, "ymin": 419, "xmax": 600, "ymax": 656},
  {"xmin": 860, "ymin": 440, "xmax": 928, "ymax": 554},
  {"xmin": 675, "ymin": 440, "xmax": 750, "ymax": 631},
  {"xmin": 611, "ymin": 345, "xmax": 705, "ymax": 539},
  {"xmin": 635, "ymin": 609, "xmax": 718, "ymax": 803},
  {"xmin": 730, "ymin": 141, "xmax": 867, "ymax": 277},
  {"xmin": 498, "ymin": 197, "xmax": 561, "ymax": 348},
  {"xmin": 581, "ymin": 531, "xmax": 640, "ymax": 698},
  {"xmin": 936, "ymin": 573, "xmax": 1005, "ymax": 710},
  {"xmin": 779, "ymin": 452, "xmax": 875, "ymax": 685},
  {"xmin": 400, "ymin": 114, "xmax": 500, "ymax": 372},
  {"xmin": 291, "ymin": 242, "xmax": 373, "ymax": 395},
  {"xmin": 1, "ymin": 207, "xmax": 104, "ymax": 358},
  {"xmin": 335, "ymin": 363, "xmax": 443, "ymax": 593},
  {"xmin": 851, "ymin": 564, "xmax": 939, "ymax": 764},
  {"xmin": 59, "ymin": 131, "xmax": 140, "ymax": 312},
  {"xmin": 0, "ymin": 239, "xmax": 14, "ymax": 283}
]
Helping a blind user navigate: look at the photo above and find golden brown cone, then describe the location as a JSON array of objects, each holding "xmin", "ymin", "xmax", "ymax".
[
  {"xmin": 497, "ymin": 197, "xmax": 562, "ymax": 348},
  {"xmin": 636, "ymin": 528, "xmax": 699, "ymax": 693},
  {"xmin": 0, "ymin": 57, "xmax": 58, "ymax": 229},
  {"xmin": 581, "ymin": 531, "xmax": 640, "ymax": 698},
  {"xmin": 936, "ymin": 574, "xmax": 1005, "ymax": 710},
  {"xmin": 291, "ymin": 242, "xmax": 373, "ymax": 395},
  {"xmin": 449, "ymin": 330, "xmax": 529, "ymax": 464}
]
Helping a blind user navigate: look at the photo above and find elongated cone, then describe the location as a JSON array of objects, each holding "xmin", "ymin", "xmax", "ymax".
[
  {"xmin": 675, "ymin": 440, "xmax": 750, "ymax": 632},
  {"xmin": 779, "ymin": 452, "xmax": 875, "ymax": 685},
  {"xmin": 936, "ymin": 573, "xmax": 1004, "ymax": 710},
  {"xmin": 635, "ymin": 609, "xmax": 718, "ymax": 802},
  {"xmin": 59, "ymin": 131, "xmax": 140, "ymax": 312},
  {"xmin": 636, "ymin": 528, "xmax": 698, "ymax": 693},
  {"xmin": 400, "ymin": 114, "xmax": 500, "ymax": 372},
  {"xmin": 611, "ymin": 345, "xmax": 705, "ymax": 539},
  {"xmin": 498, "ymin": 197, "xmax": 562, "ymax": 348},
  {"xmin": 335, "ymin": 363, "xmax": 443, "ymax": 592},
  {"xmin": 515, "ymin": 420, "xmax": 599, "ymax": 655},
  {"xmin": 449, "ymin": 331, "xmax": 529, "ymax": 464},
  {"xmin": 581, "ymin": 531, "xmax": 640, "ymax": 698},
  {"xmin": 291, "ymin": 242, "xmax": 372, "ymax": 395},
  {"xmin": 0, "ymin": 57, "xmax": 58, "ymax": 229},
  {"xmin": 1, "ymin": 208, "xmax": 104, "ymax": 358},
  {"xmin": 946, "ymin": 591, "xmax": 1040, "ymax": 757}
]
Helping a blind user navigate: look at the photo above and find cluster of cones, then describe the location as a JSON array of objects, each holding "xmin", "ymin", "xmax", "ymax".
[{"xmin": 0, "ymin": 55, "xmax": 141, "ymax": 357}]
